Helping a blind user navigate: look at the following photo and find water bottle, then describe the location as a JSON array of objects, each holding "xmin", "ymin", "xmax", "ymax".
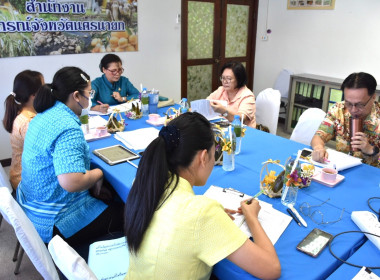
[
  {"xmin": 222, "ymin": 125, "xmax": 236, "ymax": 171},
  {"xmin": 141, "ymin": 88, "xmax": 149, "ymax": 116},
  {"xmin": 180, "ymin": 98, "xmax": 189, "ymax": 114},
  {"xmin": 232, "ymin": 115, "xmax": 242, "ymax": 155},
  {"xmin": 281, "ymin": 155, "xmax": 300, "ymax": 207}
]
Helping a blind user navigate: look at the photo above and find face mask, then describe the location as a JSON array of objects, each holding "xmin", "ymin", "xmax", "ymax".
[{"xmin": 79, "ymin": 96, "xmax": 92, "ymax": 117}]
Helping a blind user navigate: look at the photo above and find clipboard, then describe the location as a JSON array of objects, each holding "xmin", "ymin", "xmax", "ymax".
[{"xmin": 203, "ymin": 185, "xmax": 292, "ymax": 244}]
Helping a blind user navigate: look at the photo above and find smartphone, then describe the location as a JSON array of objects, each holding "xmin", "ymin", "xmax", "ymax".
[
  {"xmin": 301, "ymin": 148, "xmax": 312, "ymax": 158},
  {"xmin": 296, "ymin": 228, "xmax": 333, "ymax": 257}
]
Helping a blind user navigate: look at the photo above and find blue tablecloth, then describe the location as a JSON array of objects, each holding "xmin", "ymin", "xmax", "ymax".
[{"xmin": 88, "ymin": 109, "xmax": 380, "ymax": 280}]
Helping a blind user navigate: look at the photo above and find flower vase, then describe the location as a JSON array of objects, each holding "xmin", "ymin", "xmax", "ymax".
[
  {"xmin": 235, "ymin": 137, "xmax": 242, "ymax": 155},
  {"xmin": 222, "ymin": 151, "xmax": 235, "ymax": 171},
  {"xmin": 281, "ymin": 186, "xmax": 298, "ymax": 207}
]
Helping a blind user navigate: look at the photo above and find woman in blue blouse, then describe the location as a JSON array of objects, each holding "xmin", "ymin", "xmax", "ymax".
[
  {"xmin": 17, "ymin": 67, "xmax": 123, "ymax": 245},
  {"xmin": 91, "ymin": 54, "xmax": 140, "ymax": 113}
]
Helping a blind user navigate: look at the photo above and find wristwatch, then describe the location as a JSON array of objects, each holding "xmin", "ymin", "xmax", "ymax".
[
  {"xmin": 122, "ymin": 97, "xmax": 126, "ymax": 102},
  {"xmin": 362, "ymin": 145, "xmax": 379, "ymax": 156},
  {"xmin": 222, "ymin": 110, "xmax": 228, "ymax": 117}
]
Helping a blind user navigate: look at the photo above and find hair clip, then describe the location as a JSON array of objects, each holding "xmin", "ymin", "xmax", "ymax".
[
  {"xmin": 80, "ymin": 73, "xmax": 89, "ymax": 83},
  {"xmin": 10, "ymin": 92, "xmax": 21, "ymax": 105}
]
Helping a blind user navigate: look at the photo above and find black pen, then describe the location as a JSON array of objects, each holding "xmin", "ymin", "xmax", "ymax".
[{"xmin": 287, "ymin": 208, "xmax": 301, "ymax": 226}]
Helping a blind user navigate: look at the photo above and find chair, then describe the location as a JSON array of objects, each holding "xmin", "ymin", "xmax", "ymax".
[
  {"xmin": 273, "ymin": 69, "xmax": 293, "ymax": 117},
  {"xmin": 48, "ymin": 235, "xmax": 98, "ymax": 280},
  {"xmin": 0, "ymin": 164, "xmax": 13, "ymax": 228},
  {"xmin": 255, "ymin": 88, "xmax": 281, "ymax": 135},
  {"xmin": 0, "ymin": 188, "xmax": 60, "ymax": 279},
  {"xmin": 290, "ymin": 108, "xmax": 326, "ymax": 146}
]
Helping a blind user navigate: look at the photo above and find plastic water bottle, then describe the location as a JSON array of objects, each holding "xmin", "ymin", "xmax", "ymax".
[
  {"xmin": 222, "ymin": 125, "xmax": 236, "ymax": 171},
  {"xmin": 180, "ymin": 98, "xmax": 189, "ymax": 114},
  {"xmin": 141, "ymin": 88, "xmax": 149, "ymax": 116},
  {"xmin": 232, "ymin": 115, "xmax": 242, "ymax": 155},
  {"xmin": 281, "ymin": 155, "xmax": 300, "ymax": 207}
]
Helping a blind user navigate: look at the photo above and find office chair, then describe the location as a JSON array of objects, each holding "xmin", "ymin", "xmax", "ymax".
[
  {"xmin": 0, "ymin": 164, "xmax": 13, "ymax": 229},
  {"xmin": 0, "ymin": 188, "xmax": 60, "ymax": 279},
  {"xmin": 274, "ymin": 69, "xmax": 293, "ymax": 117},
  {"xmin": 290, "ymin": 108, "xmax": 326, "ymax": 146},
  {"xmin": 49, "ymin": 235, "xmax": 98, "ymax": 280},
  {"xmin": 255, "ymin": 88, "xmax": 281, "ymax": 135}
]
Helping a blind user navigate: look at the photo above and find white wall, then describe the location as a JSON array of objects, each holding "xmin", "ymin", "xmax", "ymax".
[
  {"xmin": 1, "ymin": 0, "xmax": 380, "ymax": 160},
  {"xmin": 0, "ymin": 0, "xmax": 181, "ymax": 160},
  {"xmin": 254, "ymin": 0, "xmax": 380, "ymax": 95}
]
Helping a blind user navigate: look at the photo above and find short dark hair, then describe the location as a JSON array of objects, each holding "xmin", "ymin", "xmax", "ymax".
[
  {"xmin": 99, "ymin": 54, "xmax": 122, "ymax": 72},
  {"xmin": 341, "ymin": 72, "xmax": 377, "ymax": 96},
  {"xmin": 221, "ymin": 61, "xmax": 247, "ymax": 89},
  {"xmin": 34, "ymin": 67, "xmax": 90, "ymax": 113}
]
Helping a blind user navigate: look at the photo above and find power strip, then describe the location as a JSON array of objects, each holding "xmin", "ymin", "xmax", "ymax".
[{"xmin": 351, "ymin": 211, "xmax": 380, "ymax": 250}]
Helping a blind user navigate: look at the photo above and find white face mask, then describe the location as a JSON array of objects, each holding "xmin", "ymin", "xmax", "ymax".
[{"xmin": 79, "ymin": 96, "xmax": 92, "ymax": 116}]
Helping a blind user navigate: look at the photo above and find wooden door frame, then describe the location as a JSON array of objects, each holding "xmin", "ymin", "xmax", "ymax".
[{"xmin": 181, "ymin": 0, "xmax": 258, "ymax": 98}]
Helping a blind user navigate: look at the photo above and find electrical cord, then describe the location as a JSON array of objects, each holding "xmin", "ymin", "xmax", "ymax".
[
  {"xmin": 328, "ymin": 230, "xmax": 380, "ymax": 269},
  {"xmin": 367, "ymin": 197, "xmax": 380, "ymax": 221}
]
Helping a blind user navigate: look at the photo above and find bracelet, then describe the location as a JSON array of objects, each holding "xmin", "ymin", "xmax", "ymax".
[
  {"xmin": 222, "ymin": 110, "xmax": 228, "ymax": 117},
  {"xmin": 362, "ymin": 145, "xmax": 379, "ymax": 156}
]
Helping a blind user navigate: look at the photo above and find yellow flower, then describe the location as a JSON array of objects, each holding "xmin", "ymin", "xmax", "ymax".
[{"xmin": 262, "ymin": 170, "xmax": 277, "ymax": 187}]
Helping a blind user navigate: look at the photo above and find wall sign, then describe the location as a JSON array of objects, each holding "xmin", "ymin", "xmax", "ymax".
[
  {"xmin": 0, "ymin": 0, "xmax": 138, "ymax": 58},
  {"xmin": 288, "ymin": 0, "xmax": 335, "ymax": 10}
]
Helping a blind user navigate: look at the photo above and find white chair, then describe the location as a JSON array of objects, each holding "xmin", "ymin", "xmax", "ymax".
[
  {"xmin": 255, "ymin": 88, "xmax": 281, "ymax": 135},
  {"xmin": 274, "ymin": 69, "xmax": 293, "ymax": 117},
  {"xmin": 0, "ymin": 164, "xmax": 13, "ymax": 228},
  {"xmin": 290, "ymin": 108, "xmax": 326, "ymax": 146},
  {"xmin": 0, "ymin": 188, "xmax": 60, "ymax": 279},
  {"xmin": 49, "ymin": 235, "xmax": 98, "ymax": 280}
]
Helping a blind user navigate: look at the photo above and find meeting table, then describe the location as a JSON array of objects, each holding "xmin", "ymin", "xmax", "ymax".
[{"xmin": 88, "ymin": 106, "xmax": 380, "ymax": 279}]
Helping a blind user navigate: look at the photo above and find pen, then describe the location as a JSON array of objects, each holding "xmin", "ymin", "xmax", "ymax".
[
  {"xmin": 287, "ymin": 208, "xmax": 301, "ymax": 226},
  {"xmin": 127, "ymin": 160, "xmax": 138, "ymax": 168},
  {"xmin": 288, "ymin": 205, "xmax": 308, "ymax": 227},
  {"xmin": 97, "ymin": 100, "xmax": 104, "ymax": 105},
  {"xmin": 246, "ymin": 190, "xmax": 263, "ymax": 204}
]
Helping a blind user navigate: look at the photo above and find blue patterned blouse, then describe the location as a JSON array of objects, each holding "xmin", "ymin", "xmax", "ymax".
[
  {"xmin": 17, "ymin": 101, "xmax": 107, "ymax": 243},
  {"xmin": 91, "ymin": 74, "xmax": 140, "ymax": 106}
]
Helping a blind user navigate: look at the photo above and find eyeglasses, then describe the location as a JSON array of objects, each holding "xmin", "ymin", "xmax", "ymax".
[
  {"xmin": 220, "ymin": 76, "xmax": 234, "ymax": 83},
  {"xmin": 106, "ymin": 67, "xmax": 124, "ymax": 75},
  {"xmin": 345, "ymin": 95, "xmax": 372, "ymax": 110},
  {"xmin": 300, "ymin": 198, "xmax": 345, "ymax": 225},
  {"xmin": 80, "ymin": 89, "xmax": 95, "ymax": 99}
]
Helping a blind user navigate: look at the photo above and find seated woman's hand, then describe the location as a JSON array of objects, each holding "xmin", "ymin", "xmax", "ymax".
[
  {"xmin": 90, "ymin": 178, "xmax": 113, "ymax": 202},
  {"xmin": 312, "ymin": 145, "xmax": 328, "ymax": 163},
  {"xmin": 210, "ymin": 101, "xmax": 226, "ymax": 114}
]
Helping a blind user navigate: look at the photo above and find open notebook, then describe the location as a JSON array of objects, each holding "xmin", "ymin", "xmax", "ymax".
[
  {"xmin": 190, "ymin": 99, "xmax": 227, "ymax": 121},
  {"xmin": 203, "ymin": 185, "xmax": 292, "ymax": 245}
]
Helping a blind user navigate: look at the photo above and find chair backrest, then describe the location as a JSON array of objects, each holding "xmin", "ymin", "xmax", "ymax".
[
  {"xmin": 273, "ymin": 69, "xmax": 293, "ymax": 99},
  {"xmin": 49, "ymin": 235, "xmax": 98, "ymax": 280},
  {"xmin": 0, "ymin": 164, "xmax": 12, "ymax": 193},
  {"xmin": 255, "ymin": 88, "xmax": 281, "ymax": 135},
  {"xmin": 290, "ymin": 108, "xmax": 326, "ymax": 146},
  {"xmin": 0, "ymin": 188, "xmax": 59, "ymax": 280}
]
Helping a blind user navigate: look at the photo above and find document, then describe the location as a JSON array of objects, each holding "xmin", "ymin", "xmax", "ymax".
[
  {"xmin": 203, "ymin": 185, "xmax": 292, "ymax": 245},
  {"xmin": 190, "ymin": 99, "xmax": 227, "ymax": 121},
  {"xmin": 115, "ymin": 127, "xmax": 159, "ymax": 150},
  {"xmin": 88, "ymin": 237, "xmax": 129, "ymax": 280},
  {"xmin": 89, "ymin": 115, "xmax": 108, "ymax": 129},
  {"xmin": 300, "ymin": 148, "xmax": 362, "ymax": 171}
]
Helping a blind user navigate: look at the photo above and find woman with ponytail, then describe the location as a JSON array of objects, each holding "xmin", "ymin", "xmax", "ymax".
[
  {"xmin": 2, "ymin": 70, "xmax": 44, "ymax": 190},
  {"xmin": 17, "ymin": 66, "xmax": 123, "ymax": 245},
  {"xmin": 124, "ymin": 112, "xmax": 281, "ymax": 280}
]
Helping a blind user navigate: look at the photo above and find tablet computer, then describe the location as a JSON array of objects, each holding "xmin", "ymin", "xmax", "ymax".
[{"xmin": 93, "ymin": 145, "xmax": 139, "ymax": 166}]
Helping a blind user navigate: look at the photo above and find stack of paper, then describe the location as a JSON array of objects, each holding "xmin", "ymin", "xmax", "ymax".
[
  {"xmin": 115, "ymin": 127, "xmax": 159, "ymax": 150},
  {"xmin": 300, "ymin": 148, "xmax": 362, "ymax": 171},
  {"xmin": 190, "ymin": 99, "xmax": 227, "ymax": 121},
  {"xmin": 88, "ymin": 237, "xmax": 129, "ymax": 280},
  {"xmin": 203, "ymin": 185, "xmax": 291, "ymax": 245},
  {"xmin": 89, "ymin": 115, "xmax": 107, "ymax": 129}
]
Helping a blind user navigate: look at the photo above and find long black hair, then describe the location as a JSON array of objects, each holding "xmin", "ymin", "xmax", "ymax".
[
  {"xmin": 3, "ymin": 70, "xmax": 43, "ymax": 133},
  {"xmin": 124, "ymin": 112, "xmax": 214, "ymax": 253},
  {"xmin": 34, "ymin": 67, "xmax": 90, "ymax": 113}
]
